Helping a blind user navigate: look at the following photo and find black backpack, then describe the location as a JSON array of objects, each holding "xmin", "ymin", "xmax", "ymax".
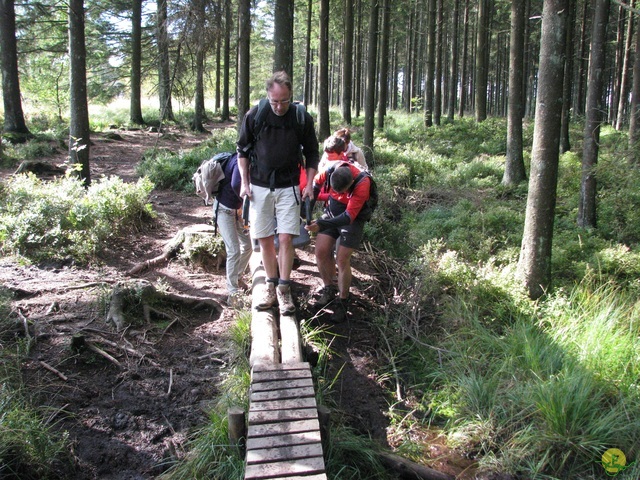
[
  {"xmin": 239, "ymin": 98, "xmax": 306, "ymax": 164},
  {"xmin": 324, "ymin": 163, "xmax": 378, "ymax": 221}
]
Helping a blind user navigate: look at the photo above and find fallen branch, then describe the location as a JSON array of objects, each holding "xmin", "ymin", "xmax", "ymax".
[
  {"xmin": 39, "ymin": 361, "xmax": 68, "ymax": 381},
  {"xmin": 85, "ymin": 340, "xmax": 122, "ymax": 369},
  {"xmin": 378, "ymin": 452, "xmax": 454, "ymax": 480}
]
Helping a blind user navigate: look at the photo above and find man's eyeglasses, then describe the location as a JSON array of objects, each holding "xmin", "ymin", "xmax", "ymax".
[{"xmin": 268, "ymin": 98, "xmax": 291, "ymax": 106}]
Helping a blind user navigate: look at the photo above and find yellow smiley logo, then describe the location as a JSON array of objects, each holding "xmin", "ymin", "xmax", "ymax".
[{"xmin": 601, "ymin": 448, "xmax": 626, "ymax": 475}]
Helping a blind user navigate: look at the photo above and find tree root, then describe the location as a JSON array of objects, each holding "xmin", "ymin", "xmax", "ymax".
[
  {"xmin": 105, "ymin": 279, "xmax": 220, "ymax": 331},
  {"xmin": 126, "ymin": 224, "xmax": 225, "ymax": 276}
]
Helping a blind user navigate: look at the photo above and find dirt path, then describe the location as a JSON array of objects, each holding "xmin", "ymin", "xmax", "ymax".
[{"xmin": 1, "ymin": 123, "xmax": 414, "ymax": 479}]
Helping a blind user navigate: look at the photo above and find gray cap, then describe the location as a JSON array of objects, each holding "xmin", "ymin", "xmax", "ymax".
[{"xmin": 330, "ymin": 165, "xmax": 353, "ymax": 192}]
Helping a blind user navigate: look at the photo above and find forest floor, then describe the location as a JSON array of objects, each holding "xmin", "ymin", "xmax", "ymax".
[{"xmin": 0, "ymin": 121, "xmax": 485, "ymax": 479}]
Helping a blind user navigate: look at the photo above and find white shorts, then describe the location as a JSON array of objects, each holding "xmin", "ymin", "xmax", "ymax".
[{"xmin": 250, "ymin": 184, "xmax": 301, "ymax": 239}]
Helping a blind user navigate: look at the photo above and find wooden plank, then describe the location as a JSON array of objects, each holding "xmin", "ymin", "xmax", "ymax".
[
  {"xmin": 250, "ymin": 397, "xmax": 317, "ymax": 412},
  {"xmin": 250, "ymin": 310, "xmax": 279, "ymax": 366},
  {"xmin": 250, "ymin": 386, "xmax": 315, "ymax": 402},
  {"xmin": 249, "ymin": 407, "xmax": 318, "ymax": 424},
  {"xmin": 252, "ymin": 368, "xmax": 312, "ymax": 383},
  {"xmin": 244, "ymin": 456, "xmax": 325, "ymax": 479},
  {"xmin": 250, "ymin": 377, "xmax": 313, "ymax": 392},
  {"xmin": 247, "ymin": 418, "xmax": 320, "ymax": 438},
  {"xmin": 263, "ymin": 475, "xmax": 327, "ymax": 480},
  {"xmin": 246, "ymin": 443, "xmax": 323, "ymax": 465},
  {"xmin": 252, "ymin": 362, "xmax": 309, "ymax": 372},
  {"xmin": 246, "ymin": 431, "xmax": 322, "ymax": 451},
  {"xmin": 280, "ymin": 314, "xmax": 303, "ymax": 364}
]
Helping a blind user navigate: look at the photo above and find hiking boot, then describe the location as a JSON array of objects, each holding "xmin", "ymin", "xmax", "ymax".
[
  {"xmin": 330, "ymin": 297, "xmax": 349, "ymax": 323},
  {"xmin": 315, "ymin": 285, "xmax": 337, "ymax": 307},
  {"xmin": 256, "ymin": 282, "xmax": 277, "ymax": 310},
  {"xmin": 276, "ymin": 284, "xmax": 296, "ymax": 315}
]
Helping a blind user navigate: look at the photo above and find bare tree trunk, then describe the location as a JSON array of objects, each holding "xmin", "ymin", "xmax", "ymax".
[
  {"xmin": 559, "ymin": 0, "xmax": 576, "ymax": 153},
  {"xmin": 615, "ymin": 0, "xmax": 635, "ymax": 130},
  {"xmin": 628, "ymin": 7, "xmax": 640, "ymax": 161},
  {"xmin": 459, "ymin": 0, "xmax": 469, "ymax": 117},
  {"xmin": 518, "ymin": 0, "xmax": 569, "ymax": 300},
  {"xmin": 341, "ymin": 0, "xmax": 353, "ymax": 122},
  {"xmin": 221, "ymin": 0, "xmax": 231, "ymax": 121},
  {"xmin": 157, "ymin": 0, "xmax": 174, "ymax": 122},
  {"xmin": 424, "ymin": 0, "xmax": 436, "ymax": 127},
  {"xmin": 274, "ymin": 0, "xmax": 294, "ymax": 77},
  {"xmin": 317, "ymin": 0, "xmax": 330, "ymax": 139},
  {"xmin": 377, "ymin": 0, "xmax": 390, "ymax": 129},
  {"xmin": 474, "ymin": 0, "xmax": 489, "ymax": 122},
  {"xmin": 0, "ymin": 0, "xmax": 31, "ymax": 140},
  {"xmin": 130, "ymin": 0, "xmax": 144, "ymax": 125},
  {"xmin": 304, "ymin": 0, "xmax": 313, "ymax": 106},
  {"xmin": 363, "ymin": 0, "xmax": 379, "ymax": 166},
  {"xmin": 355, "ymin": 0, "xmax": 363, "ymax": 117},
  {"xmin": 68, "ymin": 0, "xmax": 90, "ymax": 186},
  {"xmin": 447, "ymin": 0, "xmax": 460, "ymax": 122},
  {"xmin": 503, "ymin": 0, "xmax": 527, "ymax": 186},
  {"xmin": 236, "ymin": 0, "xmax": 251, "ymax": 126},
  {"xmin": 191, "ymin": 0, "xmax": 206, "ymax": 132},
  {"xmin": 433, "ymin": 0, "xmax": 443, "ymax": 125},
  {"xmin": 574, "ymin": 0, "xmax": 589, "ymax": 116},
  {"xmin": 609, "ymin": 4, "xmax": 625, "ymax": 125},
  {"xmin": 578, "ymin": 0, "xmax": 609, "ymax": 229}
]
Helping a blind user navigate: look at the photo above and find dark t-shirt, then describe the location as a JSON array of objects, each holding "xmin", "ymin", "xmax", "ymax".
[
  {"xmin": 236, "ymin": 103, "xmax": 319, "ymax": 189},
  {"xmin": 217, "ymin": 154, "xmax": 242, "ymax": 210}
]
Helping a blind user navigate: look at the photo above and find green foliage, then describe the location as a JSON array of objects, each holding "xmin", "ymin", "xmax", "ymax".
[
  {"xmin": 0, "ymin": 173, "xmax": 155, "ymax": 262},
  {"xmin": 0, "ymin": 289, "xmax": 70, "ymax": 478},
  {"xmin": 136, "ymin": 128, "xmax": 237, "ymax": 192}
]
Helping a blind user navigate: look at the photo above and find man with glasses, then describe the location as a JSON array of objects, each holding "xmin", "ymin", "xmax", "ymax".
[{"xmin": 237, "ymin": 71, "xmax": 319, "ymax": 315}]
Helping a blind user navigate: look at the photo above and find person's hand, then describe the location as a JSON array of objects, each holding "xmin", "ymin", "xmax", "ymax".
[
  {"xmin": 305, "ymin": 221, "xmax": 320, "ymax": 233},
  {"xmin": 302, "ymin": 183, "xmax": 314, "ymax": 200},
  {"xmin": 240, "ymin": 182, "xmax": 251, "ymax": 199}
]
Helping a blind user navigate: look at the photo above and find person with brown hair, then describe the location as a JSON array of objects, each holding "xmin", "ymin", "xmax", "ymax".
[{"xmin": 334, "ymin": 128, "xmax": 368, "ymax": 170}]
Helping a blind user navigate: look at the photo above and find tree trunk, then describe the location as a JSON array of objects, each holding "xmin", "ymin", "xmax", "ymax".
[
  {"xmin": 355, "ymin": 0, "xmax": 363, "ymax": 117},
  {"xmin": 377, "ymin": 0, "xmax": 390, "ymax": 129},
  {"xmin": 503, "ymin": 0, "xmax": 527, "ymax": 186},
  {"xmin": 433, "ymin": 0, "xmax": 443, "ymax": 126},
  {"xmin": 304, "ymin": 0, "xmax": 313, "ymax": 106},
  {"xmin": 424, "ymin": 0, "xmax": 436, "ymax": 127},
  {"xmin": 628, "ymin": 5, "xmax": 640, "ymax": 160},
  {"xmin": 459, "ymin": 0, "xmax": 469, "ymax": 117},
  {"xmin": 341, "ymin": 0, "xmax": 353, "ymax": 123},
  {"xmin": 130, "ymin": 0, "xmax": 144, "ymax": 125},
  {"xmin": 574, "ymin": 0, "xmax": 589, "ymax": 116},
  {"xmin": 609, "ymin": 4, "xmax": 625, "ymax": 125},
  {"xmin": 560, "ymin": 0, "xmax": 576, "ymax": 153},
  {"xmin": 274, "ymin": 0, "xmax": 294, "ymax": 78},
  {"xmin": 363, "ymin": 0, "xmax": 379, "ymax": 166},
  {"xmin": 518, "ymin": 0, "xmax": 569, "ymax": 300},
  {"xmin": 474, "ymin": 0, "xmax": 489, "ymax": 122},
  {"xmin": 157, "ymin": 0, "xmax": 174, "ymax": 122},
  {"xmin": 447, "ymin": 0, "xmax": 460, "ymax": 122},
  {"xmin": 0, "ymin": 0, "xmax": 31, "ymax": 140},
  {"xmin": 68, "ymin": 0, "xmax": 90, "ymax": 187},
  {"xmin": 578, "ymin": 0, "xmax": 609, "ymax": 229},
  {"xmin": 191, "ymin": 0, "xmax": 206, "ymax": 132},
  {"xmin": 317, "ymin": 0, "xmax": 330, "ymax": 139},
  {"xmin": 236, "ymin": 0, "xmax": 251, "ymax": 126},
  {"xmin": 615, "ymin": 0, "xmax": 635, "ymax": 131},
  {"xmin": 221, "ymin": 0, "xmax": 231, "ymax": 121}
]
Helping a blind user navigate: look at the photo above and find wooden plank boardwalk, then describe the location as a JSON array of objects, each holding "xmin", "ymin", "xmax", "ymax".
[{"xmin": 244, "ymin": 363, "xmax": 327, "ymax": 479}]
